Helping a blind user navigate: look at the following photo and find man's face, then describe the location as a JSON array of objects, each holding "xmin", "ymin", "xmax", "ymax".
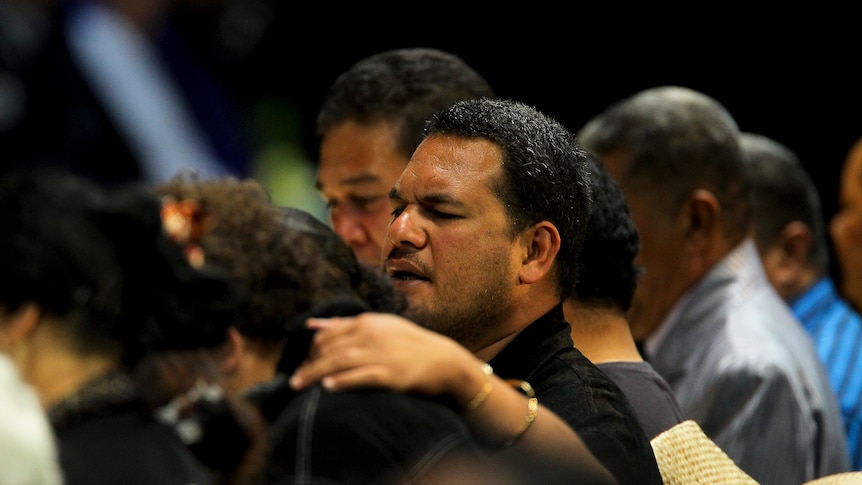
[
  {"xmin": 317, "ymin": 121, "xmax": 408, "ymax": 267},
  {"xmin": 383, "ymin": 134, "xmax": 519, "ymax": 350},
  {"xmin": 602, "ymin": 152, "xmax": 691, "ymax": 341},
  {"xmin": 831, "ymin": 140, "xmax": 862, "ymax": 311}
]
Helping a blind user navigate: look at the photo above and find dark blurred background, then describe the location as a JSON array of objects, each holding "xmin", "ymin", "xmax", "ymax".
[
  {"xmin": 3, "ymin": 1, "xmax": 860, "ymax": 232},
  {"xmin": 200, "ymin": 6, "xmax": 859, "ymax": 226}
]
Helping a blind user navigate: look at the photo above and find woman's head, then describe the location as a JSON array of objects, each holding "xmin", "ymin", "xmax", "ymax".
[
  {"xmin": 154, "ymin": 173, "xmax": 407, "ymax": 377},
  {"xmin": 155, "ymin": 173, "xmax": 406, "ymax": 342}
]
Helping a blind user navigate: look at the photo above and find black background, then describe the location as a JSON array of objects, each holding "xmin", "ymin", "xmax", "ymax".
[{"xmin": 211, "ymin": 8, "xmax": 862, "ymax": 231}]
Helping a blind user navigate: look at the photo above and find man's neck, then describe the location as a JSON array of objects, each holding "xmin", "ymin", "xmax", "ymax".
[{"xmin": 564, "ymin": 301, "xmax": 642, "ymax": 364}]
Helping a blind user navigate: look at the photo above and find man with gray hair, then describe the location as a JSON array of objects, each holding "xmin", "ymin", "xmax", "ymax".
[{"xmin": 577, "ymin": 86, "xmax": 850, "ymax": 484}]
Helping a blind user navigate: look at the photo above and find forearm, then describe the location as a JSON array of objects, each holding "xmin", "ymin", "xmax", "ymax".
[{"xmin": 452, "ymin": 358, "xmax": 616, "ymax": 483}]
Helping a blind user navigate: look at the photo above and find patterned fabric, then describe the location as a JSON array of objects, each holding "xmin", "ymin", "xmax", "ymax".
[
  {"xmin": 650, "ymin": 420, "xmax": 758, "ymax": 484},
  {"xmin": 793, "ymin": 277, "xmax": 862, "ymax": 470}
]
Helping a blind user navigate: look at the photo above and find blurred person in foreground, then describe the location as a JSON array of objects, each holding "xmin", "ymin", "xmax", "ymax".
[
  {"xmin": 315, "ymin": 47, "xmax": 495, "ymax": 265},
  {"xmin": 743, "ymin": 131, "xmax": 862, "ymax": 469},
  {"xmin": 577, "ymin": 85, "xmax": 849, "ymax": 484},
  {"xmin": 0, "ymin": 352, "xmax": 63, "ymax": 485},
  {"xmin": 292, "ymin": 98, "xmax": 662, "ymax": 485},
  {"xmin": 0, "ymin": 168, "xmax": 266, "ymax": 485}
]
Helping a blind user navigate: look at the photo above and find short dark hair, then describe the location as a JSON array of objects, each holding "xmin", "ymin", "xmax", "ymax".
[
  {"xmin": 424, "ymin": 98, "xmax": 593, "ymax": 299},
  {"xmin": 574, "ymin": 156, "xmax": 642, "ymax": 311},
  {"xmin": 741, "ymin": 132, "xmax": 828, "ymax": 274},
  {"xmin": 316, "ymin": 48, "xmax": 496, "ymax": 158}
]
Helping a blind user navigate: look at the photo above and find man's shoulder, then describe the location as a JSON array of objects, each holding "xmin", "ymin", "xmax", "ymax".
[
  {"xmin": 531, "ymin": 346, "xmax": 641, "ymax": 416},
  {"xmin": 547, "ymin": 347, "xmax": 632, "ymax": 393}
]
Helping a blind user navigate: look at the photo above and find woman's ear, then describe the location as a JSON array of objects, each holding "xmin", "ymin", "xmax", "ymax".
[
  {"xmin": 218, "ymin": 327, "xmax": 245, "ymax": 374},
  {"xmin": 3, "ymin": 303, "xmax": 42, "ymax": 346},
  {"xmin": 519, "ymin": 221, "xmax": 561, "ymax": 284}
]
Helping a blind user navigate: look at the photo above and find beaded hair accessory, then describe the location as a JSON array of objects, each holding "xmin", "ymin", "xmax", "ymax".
[{"xmin": 160, "ymin": 196, "xmax": 210, "ymax": 268}]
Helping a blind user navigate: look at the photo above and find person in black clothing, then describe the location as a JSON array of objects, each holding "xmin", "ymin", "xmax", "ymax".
[{"xmin": 290, "ymin": 98, "xmax": 662, "ymax": 485}]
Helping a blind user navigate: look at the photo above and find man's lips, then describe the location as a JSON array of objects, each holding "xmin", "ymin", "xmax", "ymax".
[{"xmin": 385, "ymin": 259, "xmax": 430, "ymax": 282}]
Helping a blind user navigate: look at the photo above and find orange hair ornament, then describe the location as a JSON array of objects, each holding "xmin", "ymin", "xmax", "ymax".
[{"xmin": 160, "ymin": 196, "xmax": 210, "ymax": 268}]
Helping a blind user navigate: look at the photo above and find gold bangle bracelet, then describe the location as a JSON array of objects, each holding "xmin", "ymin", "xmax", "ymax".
[
  {"xmin": 502, "ymin": 379, "xmax": 539, "ymax": 447},
  {"xmin": 466, "ymin": 363, "xmax": 494, "ymax": 412}
]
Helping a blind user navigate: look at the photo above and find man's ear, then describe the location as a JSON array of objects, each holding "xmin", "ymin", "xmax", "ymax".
[
  {"xmin": 519, "ymin": 221, "xmax": 560, "ymax": 284},
  {"xmin": 777, "ymin": 221, "xmax": 813, "ymax": 268},
  {"xmin": 683, "ymin": 189, "xmax": 721, "ymax": 241},
  {"xmin": 763, "ymin": 221, "xmax": 813, "ymax": 292}
]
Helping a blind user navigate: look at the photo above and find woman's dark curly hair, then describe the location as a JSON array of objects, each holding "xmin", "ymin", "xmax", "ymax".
[
  {"xmin": 154, "ymin": 172, "xmax": 406, "ymax": 346},
  {"xmin": 0, "ymin": 168, "xmax": 241, "ymax": 368}
]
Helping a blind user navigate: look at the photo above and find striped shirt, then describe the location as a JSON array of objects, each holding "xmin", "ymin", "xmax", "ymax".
[{"xmin": 793, "ymin": 277, "xmax": 862, "ymax": 470}]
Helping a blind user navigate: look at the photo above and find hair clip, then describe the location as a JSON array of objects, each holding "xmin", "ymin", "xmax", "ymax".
[
  {"xmin": 155, "ymin": 379, "xmax": 226, "ymax": 445},
  {"xmin": 161, "ymin": 196, "xmax": 209, "ymax": 268}
]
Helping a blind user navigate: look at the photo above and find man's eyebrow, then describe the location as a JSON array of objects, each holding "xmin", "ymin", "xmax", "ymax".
[
  {"xmin": 388, "ymin": 187, "xmax": 405, "ymax": 202},
  {"xmin": 316, "ymin": 174, "xmax": 381, "ymax": 191},
  {"xmin": 420, "ymin": 193, "xmax": 462, "ymax": 207},
  {"xmin": 389, "ymin": 187, "xmax": 463, "ymax": 209}
]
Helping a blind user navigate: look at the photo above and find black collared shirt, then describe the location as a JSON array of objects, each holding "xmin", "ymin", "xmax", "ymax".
[{"xmin": 489, "ymin": 304, "xmax": 663, "ymax": 485}]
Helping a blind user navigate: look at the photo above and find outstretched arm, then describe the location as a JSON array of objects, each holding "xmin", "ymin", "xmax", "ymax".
[{"xmin": 289, "ymin": 312, "xmax": 616, "ymax": 483}]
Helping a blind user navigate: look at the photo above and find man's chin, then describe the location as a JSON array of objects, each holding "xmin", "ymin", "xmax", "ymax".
[
  {"xmin": 390, "ymin": 277, "xmax": 431, "ymax": 294},
  {"xmin": 402, "ymin": 301, "xmax": 436, "ymax": 330}
]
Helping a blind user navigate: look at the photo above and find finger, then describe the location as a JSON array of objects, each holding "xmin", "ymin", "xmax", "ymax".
[
  {"xmin": 319, "ymin": 365, "xmax": 394, "ymax": 391},
  {"xmin": 306, "ymin": 314, "xmax": 365, "ymax": 331},
  {"xmin": 306, "ymin": 316, "xmax": 362, "ymax": 350},
  {"xmin": 306, "ymin": 327, "xmax": 365, "ymax": 363},
  {"xmin": 290, "ymin": 344, "xmax": 366, "ymax": 389},
  {"xmin": 305, "ymin": 317, "xmax": 340, "ymax": 329}
]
